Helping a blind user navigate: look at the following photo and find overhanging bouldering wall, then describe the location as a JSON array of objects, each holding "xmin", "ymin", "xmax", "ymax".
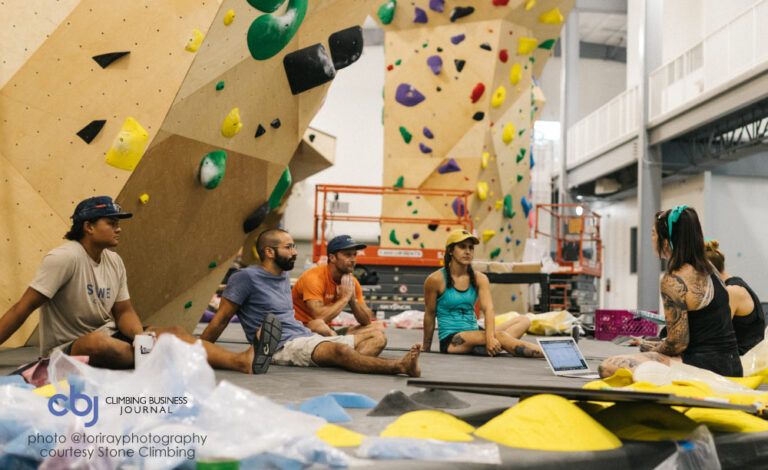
[
  {"xmin": 375, "ymin": 0, "xmax": 572, "ymax": 267},
  {"xmin": 0, "ymin": 0, "xmax": 376, "ymax": 347}
]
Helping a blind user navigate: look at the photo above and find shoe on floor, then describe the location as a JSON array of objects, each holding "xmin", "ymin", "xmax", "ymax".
[{"xmin": 252, "ymin": 313, "xmax": 282, "ymax": 374}]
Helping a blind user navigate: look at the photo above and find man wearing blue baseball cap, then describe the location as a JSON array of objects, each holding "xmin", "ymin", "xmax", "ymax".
[{"xmin": 0, "ymin": 196, "xmax": 277, "ymax": 375}]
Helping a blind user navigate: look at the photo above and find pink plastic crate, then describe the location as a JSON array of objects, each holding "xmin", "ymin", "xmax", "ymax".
[{"xmin": 594, "ymin": 309, "xmax": 659, "ymax": 341}]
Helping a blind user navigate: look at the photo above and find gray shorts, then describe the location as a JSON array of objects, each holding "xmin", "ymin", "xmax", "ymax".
[{"xmin": 50, "ymin": 322, "xmax": 120, "ymax": 356}]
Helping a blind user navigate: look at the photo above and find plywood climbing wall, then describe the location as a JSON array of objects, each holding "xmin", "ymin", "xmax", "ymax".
[
  {"xmin": 1, "ymin": 0, "xmax": 376, "ymax": 347},
  {"xmin": 375, "ymin": 0, "xmax": 573, "ymax": 268}
]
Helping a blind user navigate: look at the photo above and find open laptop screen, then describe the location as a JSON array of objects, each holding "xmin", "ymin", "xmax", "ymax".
[{"xmin": 540, "ymin": 339, "xmax": 588, "ymax": 371}]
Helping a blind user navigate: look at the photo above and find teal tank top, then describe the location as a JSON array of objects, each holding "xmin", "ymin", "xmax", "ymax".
[{"xmin": 435, "ymin": 268, "xmax": 479, "ymax": 340}]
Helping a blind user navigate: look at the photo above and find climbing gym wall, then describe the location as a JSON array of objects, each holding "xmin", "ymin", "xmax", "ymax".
[
  {"xmin": 375, "ymin": 0, "xmax": 572, "ymax": 266},
  {"xmin": 0, "ymin": 0, "xmax": 375, "ymax": 347}
]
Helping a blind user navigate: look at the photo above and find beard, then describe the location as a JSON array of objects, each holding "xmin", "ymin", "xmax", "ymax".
[{"xmin": 275, "ymin": 252, "xmax": 296, "ymax": 271}]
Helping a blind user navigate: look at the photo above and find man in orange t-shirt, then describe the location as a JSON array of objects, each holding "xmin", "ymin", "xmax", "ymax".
[{"xmin": 292, "ymin": 235, "xmax": 386, "ymax": 356}]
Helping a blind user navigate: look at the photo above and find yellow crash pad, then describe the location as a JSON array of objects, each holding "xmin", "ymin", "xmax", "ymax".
[
  {"xmin": 593, "ymin": 403, "xmax": 698, "ymax": 441},
  {"xmin": 316, "ymin": 424, "xmax": 364, "ymax": 447},
  {"xmin": 684, "ymin": 408, "xmax": 768, "ymax": 433}
]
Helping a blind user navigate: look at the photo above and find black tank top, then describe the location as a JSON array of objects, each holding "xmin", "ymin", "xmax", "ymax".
[
  {"xmin": 725, "ymin": 276, "xmax": 765, "ymax": 355},
  {"xmin": 684, "ymin": 274, "xmax": 739, "ymax": 356}
]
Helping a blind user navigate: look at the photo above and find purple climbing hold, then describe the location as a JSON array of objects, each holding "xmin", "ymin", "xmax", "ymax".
[
  {"xmin": 413, "ymin": 233, "xmax": 420, "ymax": 239},
  {"xmin": 450, "ymin": 34, "xmax": 466, "ymax": 45},
  {"xmin": 395, "ymin": 83, "xmax": 426, "ymax": 107},
  {"xmin": 451, "ymin": 197, "xmax": 466, "ymax": 217},
  {"xmin": 414, "ymin": 7, "xmax": 428, "ymax": 23},
  {"xmin": 438, "ymin": 158, "xmax": 461, "ymax": 174},
  {"xmin": 429, "ymin": 0, "xmax": 444, "ymax": 12},
  {"xmin": 423, "ymin": 126, "xmax": 434, "ymax": 139},
  {"xmin": 427, "ymin": 55, "xmax": 442, "ymax": 75},
  {"xmin": 419, "ymin": 143, "xmax": 432, "ymax": 154}
]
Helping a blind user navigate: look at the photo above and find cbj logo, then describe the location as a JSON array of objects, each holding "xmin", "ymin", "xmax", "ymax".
[{"xmin": 48, "ymin": 389, "xmax": 99, "ymax": 427}]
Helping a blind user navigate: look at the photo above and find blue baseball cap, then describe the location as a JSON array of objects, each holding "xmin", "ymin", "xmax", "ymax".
[
  {"xmin": 72, "ymin": 196, "xmax": 132, "ymax": 223},
  {"xmin": 327, "ymin": 235, "xmax": 366, "ymax": 255}
]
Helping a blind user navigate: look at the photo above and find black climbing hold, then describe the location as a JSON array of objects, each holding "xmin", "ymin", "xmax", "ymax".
[
  {"xmin": 243, "ymin": 201, "xmax": 271, "ymax": 233},
  {"xmin": 480, "ymin": 43, "xmax": 492, "ymax": 51},
  {"xmin": 437, "ymin": 47, "xmax": 443, "ymax": 53},
  {"xmin": 436, "ymin": 87, "xmax": 442, "ymax": 92},
  {"xmin": 283, "ymin": 43, "xmax": 336, "ymax": 95},
  {"xmin": 270, "ymin": 118, "xmax": 281, "ymax": 129},
  {"xmin": 254, "ymin": 124, "xmax": 266, "ymax": 138},
  {"xmin": 367, "ymin": 390, "xmax": 432, "ymax": 417},
  {"xmin": 92, "ymin": 51, "xmax": 130, "ymax": 69},
  {"xmin": 450, "ymin": 6, "xmax": 475, "ymax": 22},
  {"xmin": 309, "ymin": 133, "xmax": 316, "ymax": 142},
  {"xmin": 76, "ymin": 120, "xmax": 106, "ymax": 144},
  {"xmin": 428, "ymin": 224, "xmax": 439, "ymax": 231},
  {"xmin": 328, "ymin": 26, "xmax": 363, "ymax": 70},
  {"xmin": 454, "ymin": 59, "xmax": 466, "ymax": 72},
  {"xmin": 410, "ymin": 389, "xmax": 471, "ymax": 409},
  {"xmin": 472, "ymin": 111, "xmax": 485, "ymax": 121}
]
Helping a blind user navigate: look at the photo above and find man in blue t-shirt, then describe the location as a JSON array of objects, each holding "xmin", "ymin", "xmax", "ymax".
[{"xmin": 201, "ymin": 229, "xmax": 421, "ymax": 376}]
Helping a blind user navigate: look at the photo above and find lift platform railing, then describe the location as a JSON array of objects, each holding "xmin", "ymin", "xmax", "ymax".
[{"xmin": 534, "ymin": 203, "xmax": 602, "ymax": 276}]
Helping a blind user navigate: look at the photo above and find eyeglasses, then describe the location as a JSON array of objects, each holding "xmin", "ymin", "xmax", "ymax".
[{"xmin": 270, "ymin": 243, "xmax": 296, "ymax": 251}]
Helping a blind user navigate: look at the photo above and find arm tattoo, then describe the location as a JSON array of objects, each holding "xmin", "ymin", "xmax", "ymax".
[
  {"xmin": 512, "ymin": 345, "xmax": 544, "ymax": 358},
  {"xmin": 656, "ymin": 274, "xmax": 690, "ymax": 356},
  {"xmin": 451, "ymin": 334, "xmax": 466, "ymax": 347}
]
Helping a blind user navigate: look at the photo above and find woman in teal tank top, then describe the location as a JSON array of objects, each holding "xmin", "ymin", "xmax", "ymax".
[{"xmin": 422, "ymin": 230, "xmax": 543, "ymax": 358}]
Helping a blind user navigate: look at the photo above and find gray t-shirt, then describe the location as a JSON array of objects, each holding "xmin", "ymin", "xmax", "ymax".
[
  {"xmin": 223, "ymin": 265, "xmax": 312, "ymax": 349},
  {"xmin": 29, "ymin": 241, "xmax": 129, "ymax": 356}
]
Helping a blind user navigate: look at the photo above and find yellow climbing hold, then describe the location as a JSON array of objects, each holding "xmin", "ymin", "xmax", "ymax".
[
  {"xmin": 495, "ymin": 200, "xmax": 503, "ymax": 210},
  {"xmin": 539, "ymin": 7, "xmax": 563, "ymax": 24},
  {"xmin": 34, "ymin": 380, "xmax": 69, "ymax": 398},
  {"xmin": 316, "ymin": 424, "xmax": 364, "ymax": 447},
  {"xmin": 380, "ymin": 410, "xmax": 475, "ymax": 441},
  {"xmin": 481, "ymin": 152, "xmax": 489, "ymax": 169},
  {"xmin": 223, "ymin": 9, "xmax": 235, "ymax": 25},
  {"xmin": 185, "ymin": 28, "xmax": 204, "ymax": 52},
  {"xmin": 476, "ymin": 181, "xmax": 488, "ymax": 200},
  {"xmin": 474, "ymin": 394, "xmax": 622, "ymax": 451},
  {"xmin": 221, "ymin": 108, "xmax": 243, "ymax": 138},
  {"xmin": 105, "ymin": 117, "xmax": 149, "ymax": 171},
  {"xmin": 518, "ymin": 37, "xmax": 538, "ymax": 55},
  {"xmin": 510, "ymin": 63, "xmax": 522, "ymax": 85},
  {"xmin": 139, "ymin": 193, "xmax": 149, "ymax": 204},
  {"xmin": 491, "ymin": 86, "xmax": 506, "ymax": 108},
  {"xmin": 482, "ymin": 230, "xmax": 495, "ymax": 242},
  {"xmin": 502, "ymin": 123, "xmax": 515, "ymax": 144},
  {"xmin": 525, "ymin": 0, "xmax": 536, "ymax": 10}
]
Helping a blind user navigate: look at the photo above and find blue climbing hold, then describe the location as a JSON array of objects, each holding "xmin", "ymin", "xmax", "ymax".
[{"xmin": 298, "ymin": 395, "xmax": 351, "ymax": 423}]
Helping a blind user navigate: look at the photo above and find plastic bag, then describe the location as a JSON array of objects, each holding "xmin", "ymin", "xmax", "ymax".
[
  {"xmin": 390, "ymin": 310, "xmax": 425, "ymax": 329},
  {"xmin": 526, "ymin": 310, "xmax": 577, "ymax": 336},
  {"xmin": 652, "ymin": 425, "xmax": 720, "ymax": 470},
  {"xmin": 741, "ymin": 336, "xmax": 768, "ymax": 376},
  {"xmin": 329, "ymin": 311, "xmax": 360, "ymax": 327},
  {"xmin": 357, "ymin": 437, "xmax": 500, "ymax": 464},
  {"xmin": 634, "ymin": 360, "xmax": 761, "ymax": 396}
]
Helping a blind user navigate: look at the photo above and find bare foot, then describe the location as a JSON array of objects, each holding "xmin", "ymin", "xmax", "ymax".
[
  {"xmin": 241, "ymin": 346, "xmax": 255, "ymax": 375},
  {"xmin": 399, "ymin": 343, "xmax": 421, "ymax": 377}
]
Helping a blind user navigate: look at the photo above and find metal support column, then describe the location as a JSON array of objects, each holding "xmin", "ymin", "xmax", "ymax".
[{"xmin": 558, "ymin": 8, "xmax": 579, "ymax": 204}]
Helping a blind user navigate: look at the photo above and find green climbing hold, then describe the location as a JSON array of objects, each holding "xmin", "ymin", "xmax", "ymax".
[
  {"xmin": 378, "ymin": 0, "xmax": 397, "ymax": 25},
  {"xmin": 267, "ymin": 167, "xmax": 292, "ymax": 210},
  {"xmin": 247, "ymin": 0, "xmax": 285, "ymax": 12},
  {"xmin": 395, "ymin": 59, "xmax": 402, "ymax": 66},
  {"xmin": 422, "ymin": 43, "xmax": 428, "ymax": 48},
  {"xmin": 389, "ymin": 229, "xmax": 401, "ymax": 245},
  {"xmin": 490, "ymin": 247, "xmax": 501, "ymax": 259},
  {"xmin": 247, "ymin": 0, "xmax": 308, "ymax": 60},
  {"xmin": 516, "ymin": 153, "xmax": 525, "ymax": 163},
  {"xmin": 394, "ymin": 176, "xmax": 404, "ymax": 188},
  {"xmin": 215, "ymin": 81, "xmax": 225, "ymax": 90},
  {"xmin": 518, "ymin": 128, "xmax": 525, "ymax": 136},
  {"xmin": 406, "ymin": 238, "xmax": 411, "ymax": 244},
  {"xmin": 420, "ymin": 242, "xmax": 424, "ymax": 248},
  {"xmin": 208, "ymin": 261, "xmax": 217, "ymax": 268},
  {"xmin": 199, "ymin": 150, "xmax": 227, "ymax": 190},
  {"xmin": 538, "ymin": 39, "xmax": 555, "ymax": 50},
  {"xmin": 503, "ymin": 194, "xmax": 516, "ymax": 218},
  {"xmin": 399, "ymin": 126, "xmax": 412, "ymax": 143},
  {"xmin": 184, "ymin": 301, "xmax": 193, "ymax": 309},
  {"xmin": 407, "ymin": 200, "xmax": 413, "ymax": 206},
  {"xmin": 412, "ymin": 209, "xmax": 418, "ymax": 214},
  {"xmin": 517, "ymin": 174, "xmax": 523, "ymax": 182}
]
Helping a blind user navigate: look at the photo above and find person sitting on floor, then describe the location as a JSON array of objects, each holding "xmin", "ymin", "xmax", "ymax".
[
  {"xmin": 421, "ymin": 229, "xmax": 543, "ymax": 358},
  {"xmin": 599, "ymin": 206, "xmax": 743, "ymax": 378},
  {"xmin": 291, "ymin": 235, "xmax": 386, "ymax": 356},
  {"xmin": 705, "ymin": 239, "xmax": 765, "ymax": 355},
  {"xmin": 201, "ymin": 228, "xmax": 421, "ymax": 376},
  {"xmin": 0, "ymin": 196, "xmax": 273, "ymax": 374}
]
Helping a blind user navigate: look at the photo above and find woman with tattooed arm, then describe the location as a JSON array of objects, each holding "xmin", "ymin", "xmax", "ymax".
[
  {"xmin": 599, "ymin": 206, "xmax": 742, "ymax": 378},
  {"xmin": 421, "ymin": 229, "xmax": 543, "ymax": 358}
]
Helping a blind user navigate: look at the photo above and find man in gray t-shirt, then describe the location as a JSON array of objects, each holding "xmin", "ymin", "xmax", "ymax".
[
  {"xmin": 0, "ymin": 196, "xmax": 279, "ymax": 374},
  {"xmin": 201, "ymin": 229, "xmax": 422, "ymax": 376}
]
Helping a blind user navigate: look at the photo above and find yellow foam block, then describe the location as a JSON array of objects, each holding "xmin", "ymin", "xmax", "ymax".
[
  {"xmin": 221, "ymin": 108, "xmax": 243, "ymax": 137},
  {"xmin": 476, "ymin": 181, "xmax": 488, "ymax": 200},
  {"xmin": 718, "ymin": 392, "xmax": 768, "ymax": 406},
  {"xmin": 510, "ymin": 63, "xmax": 522, "ymax": 85},
  {"xmin": 185, "ymin": 28, "xmax": 204, "ymax": 52},
  {"xmin": 105, "ymin": 117, "xmax": 149, "ymax": 171},
  {"xmin": 593, "ymin": 403, "xmax": 697, "ymax": 442},
  {"xmin": 316, "ymin": 424, "xmax": 364, "ymax": 447},
  {"xmin": 502, "ymin": 123, "xmax": 515, "ymax": 144},
  {"xmin": 491, "ymin": 86, "xmax": 506, "ymax": 108},
  {"xmin": 517, "ymin": 38, "xmax": 538, "ymax": 55},
  {"xmin": 380, "ymin": 410, "xmax": 474, "ymax": 442},
  {"xmin": 474, "ymin": 394, "xmax": 622, "ymax": 451},
  {"xmin": 685, "ymin": 408, "xmax": 768, "ymax": 433},
  {"xmin": 481, "ymin": 151, "xmax": 489, "ymax": 169},
  {"xmin": 539, "ymin": 8, "xmax": 564, "ymax": 24},
  {"xmin": 34, "ymin": 380, "xmax": 70, "ymax": 398},
  {"xmin": 749, "ymin": 367, "xmax": 768, "ymax": 383},
  {"xmin": 727, "ymin": 376, "xmax": 763, "ymax": 390},
  {"xmin": 494, "ymin": 312, "xmax": 520, "ymax": 326},
  {"xmin": 482, "ymin": 230, "xmax": 495, "ymax": 242},
  {"xmin": 223, "ymin": 9, "xmax": 235, "ymax": 25},
  {"xmin": 584, "ymin": 368, "xmax": 634, "ymax": 390}
]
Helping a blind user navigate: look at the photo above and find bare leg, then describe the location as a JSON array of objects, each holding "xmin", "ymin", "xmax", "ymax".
[
  {"xmin": 496, "ymin": 316, "xmax": 531, "ymax": 339},
  {"xmin": 347, "ymin": 322, "xmax": 385, "ymax": 334},
  {"xmin": 497, "ymin": 331, "xmax": 543, "ymax": 357},
  {"xmin": 70, "ymin": 332, "xmax": 134, "ymax": 369},
  {"xmin": 151, "ymin": 326, "xmax": 253, "ymax": 374},
  {"xmin": 598, "ymin": 352, "xmax": 674, "ymax": 378},
  {"xmin": 444, "ymin": 331, "xmax": 488, "ymax": 354},
  {"xmin": 305, "ymin": 319, "xmax": 337, "ymax": 337},
  {"xmin": 312, "ymin": 342, "xmax": 421, "ymax": 377},
  {"xmin": 352, "ymin": 327, "xmax": 387, "ymax": 356}
]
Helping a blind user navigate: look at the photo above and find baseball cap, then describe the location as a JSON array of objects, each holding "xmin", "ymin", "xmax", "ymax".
[
  {"xmin": 72, "ymin": 196, "xmax": 132, "ymax": 223},
  {"xmin": 327, "ymin": 235, "xmax": 367, "ymax": 254},
  {"xmin": 445, "ymin": 229, "xmax": 479, "ymax": 247}
]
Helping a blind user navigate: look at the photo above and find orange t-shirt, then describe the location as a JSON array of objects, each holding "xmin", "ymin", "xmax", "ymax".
[{"xmin": 292, "ymin": 264, "xmax": 365, "ymax": 324}]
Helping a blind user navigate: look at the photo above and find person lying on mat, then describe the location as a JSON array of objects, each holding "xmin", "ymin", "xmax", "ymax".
[
  {"xmin": 201, "ymin": 228, "xmax": 421, "ymax": 376},
  {"xmin": 0, "ymin": 196, "xmax": 272, "ymax": 374},
  {"xmin": 421, "ymin": 229, "xmax": 543, "ymax": 358},
  {"xmin": 291, "ymin": 235, "xmax": 386, "ymax": 355},
  {"xmin": 600, "ymin": 206, "xmax": 742, "ymax": 378},
  {"xmin": 705, "ymin": 239, "xmax": 764, "ymax": 355}
]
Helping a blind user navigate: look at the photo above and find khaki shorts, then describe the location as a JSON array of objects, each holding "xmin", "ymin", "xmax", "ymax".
[
  {"xmin": 48, "ymin": 322, "xmax": 119, "ymax": 357},
  {"xmin": 272, "ymin": 334, "xmax": 355, "ymax": 367}
]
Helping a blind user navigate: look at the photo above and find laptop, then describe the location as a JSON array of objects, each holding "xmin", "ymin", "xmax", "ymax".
[{"xmin": 537, "ymin": 337, "xmax": 600, "ymax": 379}]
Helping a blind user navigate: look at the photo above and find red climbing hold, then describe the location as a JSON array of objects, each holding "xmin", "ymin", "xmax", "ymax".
[
  {"xmin": 387, "ymin": 64, "xmax": 394, "ymax": 71},
  {"xmin": 470, "ymin": 83, "xmax": 485, "ymax": 103},
  {"xmin": 499, "ymin": 49, "xmax": 508, "ymax": 63},
  {"xmin": 493, "ymin": 0, "xmax": 510, "ymax": 5}
]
